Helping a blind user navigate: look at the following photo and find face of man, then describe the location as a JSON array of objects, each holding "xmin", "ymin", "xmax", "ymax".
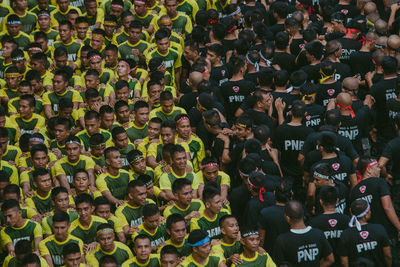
[
  {"xmin": 176, "ymin": 119, "xmax": 190, "ymax": 139},
  {"xmin": 206, "ymin": 194, "xmax": 222, "ymax": 214},
  {"xmin": 53, "ymin": 221, "xmax": 69, "ymax": 241},
  {"xmin": 167, "ymin": 220, "xmax": 186, "ymax": 244},
  {"xmin": 59, "ymin": 24, "xmax": 72, "ymax": 42},
  {"xmin": 66, "ymin": 143, "xmax": 80, "ymax": 162},
  {"xmin": 76, "ymin": 23, "xmax": 89, "ymax": 39},
  {"xmin": 202, "ymin": 165, "xmax": 218, "ymax": 182},
  {"xmin": 97, "ymin": 231, "xmax": 115, "ymax": 252},
  {"xmin": 147, "ymin": 122, "xmax": 161, "ymax": 140},
  {"xmin": 144, "ymin": 213, "xmax": 160, "ymax": 231},
  {"xmin": 34, "ymin": 173, "xmax": 52, "ymax": 192},
  {"xmin": 32, "ymin": 151, "xmax": 48, "ymax": 169},
  {"xmin": 194, "ymin": 242, "xmax": 211, "ymax": 259},
  {"xmin": 63, "ymin": 252, "xmax": 82, "ymax": 267},
  {"xmin": 106, "ymin": 150, "xmax": 123, "ymax": 169},
  {"xmin": 130, "ymin": 185, "xmax": 147, "ymax": 205},
  {"xmin": 221, "ymin": 217, "xmax": 239, "ymax": 240},
  {"xmin": 241, "ymin": 234, "xmax": 260, "ymax": 253},
  {"xmin": 134, "ymin": 107, "xmax": 149, "ymax": 126},
  {"xmin": 131, "ymin": 157, "xmax": 146, "ymax": 174},
  {"xmin": 113, "ymin": 132, "xmax": 129, "ymax": 150},
  {"xmin": 134, "ymin": 238, "xmax": 151, "ymax": 262},
  {"xmin": 156, "ymin": 37, "xmax": 170, "ymax": 55},
  {"xmin": 54, "ymin": 124, "xmax": 70, "ymax": 143},
  {"xmin": 85, "ymin": 118, "xmax": 100, "ymax": 136},
  {"xmin": 171, "ymin": 151, "xmax": 187, "ymax": 171},
  {"xmin": 116, "ymin": 105, "xmax": 130, "ymax": 123},
  {"xmin": 160, "ymin": 127, "xmax": 175, "ymax": 144},
  {"xmin": 76, "ymin": 202, "xmax": 93, "ymax": 222},
  {"xmin": 73, "ymin": 172, "xmax": 89, "ymax": 192},
  {"xmin": 3, "ymin": 208, "xmax": 22, "ymax": 227},
  {"xmin": 53, "ymin": 192, "xmax": 69, "ymax": 211},
  {"xmin": 101, "ymin": 112, "xmax": 115, "ymax": 130},
  {"xmin": 160, "ymin": 253, "xmax": 179, "ymax": 267},
  {"xmin": 95, "ymin": 204, "xmax": 111, "ymax": 220},
  {"xmin": 175, "ymin": 184, "xmax": 192, "ymax": 206}
]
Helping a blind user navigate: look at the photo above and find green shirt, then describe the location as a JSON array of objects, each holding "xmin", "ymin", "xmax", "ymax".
[
  {"xmin": 0, "ymin": 220, "xmax": 42, "ymax": 248},
  {"xmin": 11, "ymin": 12, "xmax": 37, "ymax": 34},
  {"xmin": 133, "ymin": 224, "xmax": 167, "ymax": 248},
  {"xmin": 213, "ymin": 240, "xmax": 242, "ymax": 260},
  {"xmin": 76, "ymin": 129, "xmax": 112, "ymax": 151},
  {"xmin": 116, "ymin": 200, "xmax": 154, "ymax": 227},
  {"xmin": 133, "ymin": 12, "xmax": 156, "ymax": 28},
  {"xmin": 53, "ymin": 155, "xmax": 95, "ymax": 185},
  {"xmin": 181, "ymin": 254, "xmax": 223, "ymax": 267},
  {"xmin": 146, "ymin": 48, "xmax": 181, "ymax": 81},
  {"xmin": 69, "ymin": 216, "xmax": 108, "ymax": 244},
  {"xmin": 126, "ymin": 123, "xmax": 148, "ymax": 142},
  {"xmin": 122, "ymin": 255, "xmax": 160, "ymax": 267},
  {"xmin": 190, "ymin": 209, "xmax": 230, "ymax": 239},
  {"xmin": 31, "ymin": 28, "xmax": 58, "ymax": 46},
  {"xmin": 9, "ymin": 97, "xmax": 43, "ymax": 115},
  {"xmin": 25, "ymin": 191, "xmax": 53, "ymax": 215},
  {"xmin": 96, "ymin": 170, "xmax": 130, "ymax": 200},
  {"xmin": 149, "ymin": 106, "xmax": 186, "ymax": 121},
  {"xmin": 232, "ymin": 252, "xmax": 276, "ymax": 267},
  {"xmin": 49, "ymin": 141, "xmax": 66, "ymax": 157},
  {"xmin": 39, "ymin": 234, "xmax": 83, "ymax": 267},
  {"xmin": 42, "ymin": 210, "xmax": 79, "ymax": 235},
  {"xmin": 163, "ymin": 199, "xmax": 203, "ymax": 219},
  {"xmin": 118, "ymin": 40, "xmax": 149, "ymax": 62},
  {"xmin": 89, "ymin": 242, "xmax": 132, "ymax": 266},
  {"xmin": 52, "ymin": 40, "xmax": 82, "ymax": 61},
  {"xmin": 119, "ymin": 143, "xmax": 135, "ymax": 170}
]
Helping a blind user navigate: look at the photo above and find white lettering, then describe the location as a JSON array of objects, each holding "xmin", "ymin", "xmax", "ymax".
[
  {"xmin": 284, "ymin": 140, "xmax": 304, "ymax": 151},
  {"xmin": 298, "ymin": 248, "xmax": 319, "ymax": 262},
  {"xmin": 356, "ymin": 241, "xmax": 378, "ymax": 252},
  {"xmin": 228, "ymin": 95, "xmax": 245, "ymax": 103}
]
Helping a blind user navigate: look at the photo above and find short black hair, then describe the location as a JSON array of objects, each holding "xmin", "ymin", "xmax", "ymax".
[
  {"xmin": 51, "ymin": 186, "xmax": 68, "ymax": 201},
  {"xmin": 202, "ymin": 184, "xmax": 220, "ymax": 203},
  {"xmin": 142, "ymin": 203, "xmax": 159, "ymax": 218},
  {"xmin": 33, "ymin": 167, "xmax": 50, "ymax": 182},
  {"xmin": 2, "ymin": 199, "xmax": 21, "ymax": 213},
  {"xmin": 62, "ymin": 242, "xmax": 81, "ymax": 257},
  {"xmin": 166, "ymin": 213, "xmax": 185, "ymax": 230},
  {"xmin": 75, "ymin": 193, "xmax": 94, "ymax": 207},
  {"xmin": 172, "ymin": 178, "xmax": 192, "ymax": 194},
  {"xmin": 53, "ymin": 211, "xmax": 70, "ymax": 223}
]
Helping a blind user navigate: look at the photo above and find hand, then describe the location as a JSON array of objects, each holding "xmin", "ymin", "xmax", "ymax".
[
  {"xmin": 128, "ymin": 226, "xmax": 140, "ymax": 235},
  {"xmin": 31, "ymin": 214, "xmax": 42, "ymax": 223},
  {"xmin": 216, "ymin": 133, "xmax": 229, "ymax": 142},
  {"xmin": 265, "ymin": 144, "xmax": 279, "ymax": 163},
  {"xmin": 363, "ymin": 94, "xmax": 375, "ymax": 108},
  {"xmin": 163, "ymin": 165, "xmax": 171, "ymax": 174},
  {"xmin": 134, "ymin": 139, "xmax": 143, "ymax": 147},
  {"xmin": 51, "ymin": 148, "xmax": 63, "ymax": 159},
  {"xmin": 274, "ymin": 97, "xmax": 286, "ymax": 112},
  {"xmin": 221, "ymin": 128, "xmax": 234, "ymax": 136},
  {"xmin": 391, "ymin": 2, "xmax": 400, "ymax": 11},
  {"xmin": 89, "ymin": 185, "xmax": 98, "ymax": 193},
  {"xmin": 160, "ymin": 216, "xmax": 166, "ymax": 224},
  {"xmin": 258, "ymin": 247, "xmax": 266, "ymax": 255},
  {"xmin": 24, "ymin": 190, "xmax": 34, "ymax": 198},
  {"xmin": 364, "ymin": 71, "xmax": 374, "ymax": 82},
  {"xmin": 222, "ymin": 198, "xmax": 230, "ymax": 206},
  {"xmin": 84, "ymin": 242, "xmax": 98, "ymax": 254},
  {"xmin": 187, "ymin": 211, "xmax": 201, "ymax": 219},
  {"xmin": 185, "ymin": 164, "xmax": 193, "ymax": 173},
  {"xmin": 116, "ymin": 200, "xmax": 125, "ymax": 207},
  {"xmin": 228, "ymin": 254, "xmax": 242, "ymax": 265},
  {"xmin": 131, "ymin": 48, "xmax": 140, "ymax": 56}
]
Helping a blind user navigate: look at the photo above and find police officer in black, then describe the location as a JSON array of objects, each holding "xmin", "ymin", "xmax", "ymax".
[
  {"xmin": 273, "ymin": 201, "xmax": 334, "ymax": 266},
  {"xmin": 338, "ymin": 199, "xmax": 392, "ymax": 267}
]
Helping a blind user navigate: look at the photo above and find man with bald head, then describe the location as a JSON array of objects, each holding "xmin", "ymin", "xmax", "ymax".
[
  {"xmin": 273, "ymin": 201, "xmax": 334, "ymax": 266},
  {"xmin": 387, "ymin": 35, "xmax": 400, "ymax": 56},
  {"xmin": 179, "ymin": 71, "xmax": 204, "ymax": 112},
  {"xmin": 342, "ymin": 77, "xmax": 364, "ymax": 112},
  {"xmin": 328, "ymin": 92, "xmax": 373, "ymax": 155}
]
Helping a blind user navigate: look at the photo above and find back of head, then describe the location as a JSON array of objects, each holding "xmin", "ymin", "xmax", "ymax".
[{"xmin": 284, "ymin": 200, "xmax": 304, "ymax": 223}]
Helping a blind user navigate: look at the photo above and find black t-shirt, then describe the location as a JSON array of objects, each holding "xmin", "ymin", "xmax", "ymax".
[
  {"xmin": 229, "ymin": 184, "xmax": 251, "ymax": 227},
  {"xmin": 272, "ymin": 52, "xmax": 296, "ymax": 74},
  {"xmin": 370, "ymin": 78, "xmax": 397, "ymax": 139},
  {"xmin": 271, "ymin": 91, "xmax": 299, "ymax": 120},
  {"xmin": 337, "ymin": 37, "xmax": 362, "ymax": 65},
  {"xmin": 179, "ymin": 92, "xmax": 198, "ymax": 113},
  {"xmin": 220, "ymin": 79, "xmax": 256, "ymax": 123},
  {"xmin": 349, "ymin": 51, "xmax": 374, "ymax": 78},
  {"xmin": 386, "ymin": 98, "xmax": 400, "ymax": 136},
  {"xmin": 308, "ymin": 213, "xmax": 351, "ymax": 260},
  {"xmin": 243, "ymin": 109, "xmax": 274, "ymax": 130},
  {"xmin": 313, "ymin": 182, "xmax": 349, "ymax": 215},
  {"xmin": 222, "ymin": 38, "xmax": 237, "ymax": 53},
  {"xmin": 382, "ymin": 136, "xmax": 400, "ymax": 179},
  {"xmin": 334, "ymin": 4, "xmax": 360, "ymax": 20},
  {"xmin": 308, "ymin": 154, "xmax": 355, "ymax": 186},
  {"xmin": 275, "ymin": 123, "xmax": 314, "ymax": 177},
  {"xmin": 349, "ymin": 177, "xmax": 394, "ymax": 235},
  {"xmin": 301, "ymin": 63, "xmax": 321, "ymax": 84},
  {"xmin": 290, "ymin": 38, "xmax": 304, "ymax": 57},
  {"xmin": 244, "ymin": 72, "xmax": 259, "ymax": 87},
  {"xmin": 296, "ymin": 50, "xmax": 309, "ymax": 68},
  {"xmin": 338, "ymin": 223, "xmax": 390, "ymax": 267},
  {"xmin": 210, "ymin": 65, "xmax": 230, "ymax": 87},
  {"xmin": 258, "ymin": 205, "xmax": 289, "ymax": 253},
  {"xmin": 268, "ymin": 23, "xmax": 285, "ymax": 37},
  {"xmin": 337, "ymin": 106, "xmax": 371, "ymax": 154},
  {"xmin": 303, "ymin": 103, "xmax": 325, "ymax": 131},
  {"xmin": 273, "ymin": 227, "xmax": 333, "ymax": 266},
  {"xmin": 315, "ymin": 81, "xmax": 342, "ymax": 107},
  {"xmin": 301, "ymin": 131, "xmax": 359, "ymax": 161},
  {"xmin": 331, "ymin": 62, "xmax": 351, "ymax": 82},
  {"xmin": 243, "ymin": 192, "xmax": 275, "ymax": 228}
]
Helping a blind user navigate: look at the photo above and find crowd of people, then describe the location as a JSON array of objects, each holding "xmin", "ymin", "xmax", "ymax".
[{"xmin": 0, "ymin": 0, "xmax": 400, "ymax": 265}]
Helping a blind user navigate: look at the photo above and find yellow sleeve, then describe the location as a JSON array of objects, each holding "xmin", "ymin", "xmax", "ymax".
[
  {"xmin": 42, "ymin": 92, "xmax": 51, "ymax": 105},
  {"xmin": 146, "ymin": 142, "xmax": 158, "ymax": 159},
  {"xmin": 266, "ymin": 252, "xmax": 277, "ymax": 267},
  {"xmin": 197, "ymin": 138, "xmax": 206, "ymax": 163},
  {"xmin": 180, "ymin": 141, "xmax": 190, "ymax": 153},
  {"xmin": 112, "ymin": 216, "xmax": 126, "ymax": 233},
  {"xmin": 33, "ymin": 222, "xmax": 43, "ymax": 238},
  {"xmin": 137, "ymin": 142, "xmax": 147, "ymax": 158},
  {"xmin": 0, "ymin": 228, "xmax": 12, "ymax": 246},
  {"xmin": 42, "ymin": 73, "xmax": 54, "ymax": 88},
  {"xmin": 25, "ymin": 206, "xmax": 38, "ymax": 219},
  {"xmin": 7, "ymin": 164, "xmax": 18, "ymax": 185},
  {"xmin": 96, "ymin": 175, "xmax": 109, "ymax": 193},
  {"xmin": 85, "ymin": 156, "xmax": 96, "ymax": 169},
  {"xmin": 191, "ymin": 173, "xmax": 199, "ymax": 190},
  {"xmin": 41, "ymin": 217, "xmax": 52, "ymax": 235},
  {"xmin": 2, "ymin": 255, "xmax": 12, "ymax": 267},
  {"xmin": 153, "ymin": 186, "xmax": 161, "ymax": 198},
  {"xmin": 184, "ymin": 15, "xmax": 193, "ymax": 34},
  {"xmin": 196, "ymin": 171, "xmax": 204, "ymax": 184},
  {"xmin": 35, "ymin": 115, "xmax": 46, "ymax": 130},
  {"xmin": 133, "ymin": 81, "xmax": 141, "ymax": 93},
  {"xmin": 72, "ymin": 90, "xmax": 83, "ymax": 103},
  {"xmin": 85, "ymin": 252, "xmax": 99, "ymax": 267},
  {"xmin": 48, "ymin": 152, "xmax": 58, "ymax": 163},
  {"xmin": 53, "ymin": 161, "xmax": 66, "ymax": 176},
  {"xmin": 25, "ymin": 197, "xmax": 36, "ymax": 210},
  {"xmin": 190, "ymin": 0, "xmax": 199, "ymax": 21},
  {"xmin": 40, "ymin": 257, "xmax": 50, "ymax": 267},
  {"xmin": 115, "ymin": 207, "xmax": 129, "ymax": 226},
  {"xmin": 148, "ymin": 108, "xmax": 157, "ymax": 120},
  {"xmin": 163, "ymin": 205, "xmax": 172, "ymax": 218},
  {"xmin": 7, "ymin": 99, "xmax": 17, "ymax": 114},
  {"xmin": 105, "ymin": 137, "xmax": 114, "ymax": 148},
  {"xmin": 103, "ymin": 85, "xmax": 112, "ymax": 97},
  {"xmin": 174, "ymin": 52, "xmax": 182, "ymax": 69},
  {"xmin": 212, "ymin": 244, "xmax": 224, "ymax": 257},
  {"xmin": 189, "ymin": 217, "xmax": 200, "ymax": 232},
  {"xmin": 39, "ymin": 239, "xmax": 50, "ymax": 256},
  {"xmin": 72, "ymin": 75, "xmax": 84, "ymax": 87},
  {"xmin": 96, "ymin": 8, "xmax": 104, "ymax": 23},
  {"xmin": 159, "ymin": 173, "xmax": 171, "ymax": 191},
  {"xmin": 220, "ymin": 172, "xmax": 231, "ymax": 187}
]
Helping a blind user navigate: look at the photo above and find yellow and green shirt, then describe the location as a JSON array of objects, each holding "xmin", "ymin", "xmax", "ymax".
[
  {"xmin": 86, "ymin": 241, "xmax": 133, "ymax": 267},
  {"xmin": 69, "ymin": 215, "xmax": 108, "ymax": 244}
]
